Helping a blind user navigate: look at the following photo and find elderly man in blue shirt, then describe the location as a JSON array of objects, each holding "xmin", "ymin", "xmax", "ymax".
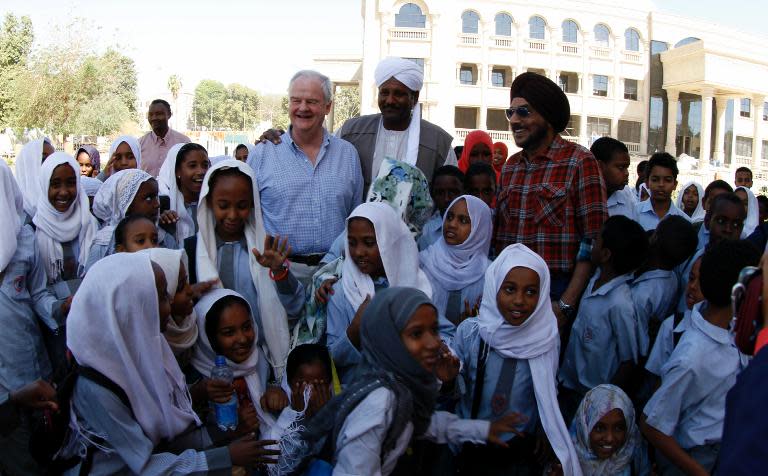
[{"xmin": 249, "ymin": 70, "xmax": 363, "ymax": 284}]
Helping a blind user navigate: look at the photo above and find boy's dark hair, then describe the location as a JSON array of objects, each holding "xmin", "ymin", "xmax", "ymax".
[
  {"xmin": 590, "ymin": 137, "xmax": 628, "ymax": 163},
  {"xmin": 114, "ymin": 214, "xmax": 155, "ymax": 247},
  {"xmin": 175, "ymin": 143, "xmax": 208, "ymax": 172},
  {"xmin": 286, "ymin": 344, "xmax": 333, "ymax": 384},
  {"xmin": 736, "ymin": 166, "xmax": 753, "ymax": 178},
  {"xmin": 235, "ymin": 144, "xmax": 249, "ymax": 154},
  {"xmin": 601, "ymin": 215, "xmax": 649, "ymax": 274},
  {"xmin": 206, "ymin": 167, "xmax": 253, "ymax": 203},
  {"xmin": 700, "ymin": 240, "xmax": 760, "ymax": 307},
  {"xmin": 636, "ymin": 160, "xmax": 649, "ymax": 175},
  {"xmin": 150, "ymin": 99, "xmax": 172, "ymax": 113},
  {"xmin": 647, "ymin": 152, "xmax": 679, "ymax": 179},
  {"xmin": 757, "ymin": 195, "xmax": 768, "ymax": 207},
  {"xmin": 431, "ymin": 165, "xmax": 464, "ymax": 193},
  {"xmin": 204, "ymin": 295, "xmax": 251, "ymax": 355},
  {"xmin": 703, "ymin": 180, "xmax": 734, "ymax": 203},
  {"xmin": 654, "ymin": 215, "xmax": 698, "ymax": 268},
  {"xmin": 453, "ymin": 145, "xmax": 464, "ymax": 158},
  {"xmin": 464, "ymin": 162, "xmax": 496, "ymax": 186},
  {"xmin": 710, "ymin": 192, "xmax": 746, "ymax": 216}
]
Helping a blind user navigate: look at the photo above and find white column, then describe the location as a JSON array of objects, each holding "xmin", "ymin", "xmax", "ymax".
[
  {"xmin": 665, "ymin": 89, "xmax": 679, "ymax": 155},
  {"xmin": 753, "ymin": 96, "xmax": 764, "ymax": 170},
  {"xmin": 478, "ymin": 65, "xmax": 487, "ymax": 130},
  {"xmin": 699, "ymin": 89, "xmax": 714, "ymax": 168},
  {"xmin": 579, "ymin": 73, "xmax": 588, "ymax": 144},
  {"xmin": 713, "ymin": 96, "xmax": 728, "ymax": 164}
]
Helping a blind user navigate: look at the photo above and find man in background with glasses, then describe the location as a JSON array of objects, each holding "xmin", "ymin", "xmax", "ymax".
[{"xmin": 494, "ymin": 72, "xmax": 608, "ymax": 336}]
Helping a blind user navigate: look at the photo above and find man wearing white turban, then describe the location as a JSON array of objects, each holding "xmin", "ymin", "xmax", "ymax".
[{"xmin": 338, "ymin": 57, "xmax": 457, "ymax": 193}]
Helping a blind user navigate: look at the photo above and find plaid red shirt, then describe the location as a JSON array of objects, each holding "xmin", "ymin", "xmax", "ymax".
[{"xmin": 495, "ymin": 135, "xmax": 608, "ymax": 273}]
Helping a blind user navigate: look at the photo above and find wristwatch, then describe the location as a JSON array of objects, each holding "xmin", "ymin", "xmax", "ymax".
[{"xmin": 558, "ymin": 299, "xmax": 576, "ymax": 320}]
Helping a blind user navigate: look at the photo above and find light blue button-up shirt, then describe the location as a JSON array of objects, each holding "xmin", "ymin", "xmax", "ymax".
[
  {"xmin": 635, "ymin": 199, "xmax": 690, "ymax": 231},
  {"xmin": 644, "ymin": 303, "xmax": 748, "ymax": 449},
  {"xmin": 607, "ymin": 185, "xmax": 638, "ymax": 221},
  {"xmin": 632, "ymin": 268, "xmax": 680, "ymax": 355},
  {"xmin": 248, "ymin": 128, "xmax": 363, "ymax": 255},
  {"xmin": 559, "ymin": 271, "xmax": 639, "ymax": 395}
]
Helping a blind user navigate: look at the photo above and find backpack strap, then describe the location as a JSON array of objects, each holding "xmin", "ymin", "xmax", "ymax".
[
  {"xmin": 183, "ymin": 235, "xmax": 198, "ymax": 285},
  {"xmin": 672, "ymin": 312, "xmax": 686, "ymax": 349},
  {"xmin": 470, "ymin": 337, "xmax": 489, "ymax": 419}
]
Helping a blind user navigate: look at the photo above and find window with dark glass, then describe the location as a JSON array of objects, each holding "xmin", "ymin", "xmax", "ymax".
[
  {"xmin": 529, "ymin": 16, "xmax": 546, "ymax": 39},
  {"xmin": 562, "ymin": 20, "xmax": 578, "ymax": 43},
  {"xmin": 736, "ymin": 136, "xmax": 753, "ymax": 157},
  {"xmin": 624, "ymin": 79, "xmax": 638, "ymax": 100},
  {"xmin": 594, "ymin": 24, "xmax": 610, "ymax": 47},
  {"xmin": 462, "ymin": 11, "xmax": 480, "ymax": 34},
  {"xmin": 625, "ymin": 28, "xmax": 640, "ymax": 51},
  {"xmin": 460, "ymin": 66, "xmax": 475, "ymax": 85},
  {"xmin": 593, "ymin": 75, "xmax": 608, "ymax": 97},
  {"xmin": 491, "ymin": 69, "xmax": 506, "ymax": 87},
  {"xmin": 495, "ymin": 13, "xmax": 512, "ymax": 36},
  {"xmin": 741, "ymin": 98, "xmax": 751, "ymax": 118},
  {"xmin": 395, "ymin": 3, "xmax": 426, "ymax": 28}
]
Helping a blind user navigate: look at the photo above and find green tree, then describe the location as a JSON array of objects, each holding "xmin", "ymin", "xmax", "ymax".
[
  {"xmin": 191, "ymin": 80, "xmax": 261, "ymax": 130},
  {"xmin": 191, "ymin": 80, "xmax": 228, "ymax": 130},
  {"xmin": 332, "ymin": 85, "xmax": 360, "ymax": 131},
  {"xmin": 258, "ymin": 94, "xmax": 289, "ymax": 130},
  {"xmin": 168, "ymin": 74, "xmax": 182, "ymax": 103},
  {"xmin": 0, "ymin": 13, "xmax": 34, "ymax": 127}
]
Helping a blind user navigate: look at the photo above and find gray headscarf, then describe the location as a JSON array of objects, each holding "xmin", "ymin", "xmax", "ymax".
[{"xmin": 281, "ymin": 287, "xmax": 438, "ymax": 474}]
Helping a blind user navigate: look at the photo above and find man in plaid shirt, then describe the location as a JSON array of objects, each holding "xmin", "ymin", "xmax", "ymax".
[{"xmin": 495, "ymin": 72, "xmax": 608, "ymax": 328}]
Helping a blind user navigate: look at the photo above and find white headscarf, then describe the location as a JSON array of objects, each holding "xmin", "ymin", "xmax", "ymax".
[
  {"xmin": 32, "ymin": 153, "xmax": 97, "ymax": 282},
  {"xmin": 570, "ymin": 384, "xmax": 641, "ymax": 476},
  {"xmin": 91, "ymin": 169, "xmax": 156, "ymax": 249},
  {"xmin": 420, "ymin": 195, "xmax": 492, "ymax": 291},
  {"xmin": 477, "ymin": 244, "xmax": 581, "ymax": 476},
  {"xmin": 158, "ymin": 143, "xmax": 197, "ymax": 243},
  {"xmin": 0, "ymin": 160, "xmax": 24, "ymax": 271},
  {"xmin": 15, "ymin": 139, "xmax": 45, "ymax": 217},
  {"xmin": 209, "ymin": 155, "xmax": 232, "ymax": 166},
  {"xmin": 80, "ymin": 176, "xmax": 102, "ymax": 197},
  {"xmin": 736, "ymin": 186, "xmax": 759, "ymax": 238},
  {"xmin": 676, "ymin": 181, "xmax": 705, "ymax": 223},
  {"xmin": 141, "ymin": 248, "xmax": 199, "ymax": 353},
  {"xmin": 191, "ymin": 288, "xmax": 275, "ymax": 433},
  {"xmin": 341, "ymin": 201, "xmax": 432, "ymax": 311},
  {"xmin": 106, "ymin": 135, "xmax": 142, "ymax": 173},
  {"xmin": 196, "ymin": 159, "xmax": 290, "ymax": 379},
  {"xmin": 67, "ymin": 252, "xmax": 200, "ymax": 445},
  {"xmin": 374, "ymin": 57, "xmax": 424, "ymax": 167}
]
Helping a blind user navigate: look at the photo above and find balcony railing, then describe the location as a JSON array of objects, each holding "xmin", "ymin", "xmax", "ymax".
[
  {"xmin": 590, "ymin": 46, "xmax": 611, "ymax": 59},
  {"xmin": 735, "ymin": 155, "xmax": 752, "ymax": 166},
  {"xmin": 489, "ymin": 130, "xmax": 512, "ymax": 142},
  {"xmin": 559, "ymin": 42, "xmax": 579, "ymax": 55},
  {"xmin": 622, "ymin": 50, "xmax": 642, "ymax": 63},
  {"xmin": 526, "ymin": 38, "xmax": 548, "ymax": 51},
  {"xmin": 491, "ymin": 35, "xmax": 514, "ymax": 49},
  {"xmin": 388, "ymin": 27, "xmax": 430, "ymax": 41},
  {"xmin": 626, "ymin": 142, "xmax": 641, "ymax": 153},
  {"xmin": 455, "ymin": 128, "xmax": 471, "ymax": 140},
  {"xmin": 459, "ymin": 33, "xmax": 480, "ymax": 46}
]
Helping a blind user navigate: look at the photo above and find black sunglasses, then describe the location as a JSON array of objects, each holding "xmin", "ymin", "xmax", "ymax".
[{"xmin": 505, "ymin": 106, "xmax": 532, "ymax": 120}]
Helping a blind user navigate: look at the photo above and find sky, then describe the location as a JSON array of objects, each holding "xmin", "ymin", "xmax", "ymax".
[{"xmin": 2, "ymin": 0, "xmax": 765, "ymax": 101}]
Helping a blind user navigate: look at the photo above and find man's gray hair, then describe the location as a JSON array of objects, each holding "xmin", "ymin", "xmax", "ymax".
[{"xmin": 289, "ymin": 70, "xmax": 333, "ymax": 103}]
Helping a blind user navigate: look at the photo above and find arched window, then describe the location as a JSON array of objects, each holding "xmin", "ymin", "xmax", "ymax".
[
  {"xmin": 395, "ymin": 3, "xmax": 426, "ymax": 28},
  {"xmin": 562, "ymin": 20, "xmax": 578, "ymax": 43},
  {"xmin": 495, "ymin": 13, "xmax": 513, "ymax": 36},
  {"xmin": 625, "ymin": 28, "xmax": 640, "ymax": 51},
  {"xmin": 462, "ymin": 10, "xmax": 480, "ymax": 34},
  {"xmin": 594, "ymin": 24, "xmax": 610, "ymax": 47},
  {"xmin": 674, "ymin": 37, "xmax": 701, "ymax": 48},
  {"xmin": 529, "ymin": 16, "xmax": 546, "ymax": 39}
]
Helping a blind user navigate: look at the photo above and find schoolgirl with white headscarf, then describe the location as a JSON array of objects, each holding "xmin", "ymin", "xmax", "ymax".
[
  {"xmin": 420, "ymin": 195, "xmax": 491, "ymax": 324},
  {"xmin": 327, "ymin": 201, "xmax": 435, "ymax": 381},
  {"xmin": 570, "ymin": 384, "xmax": 649, "ymax": 476},
  {"xmin": 63, "ymin": 252, "xmax": 237, "ymax": 474},
  {"xmin": 464, "ymin": 244, "xmax": 581, "ymax": 476},
  {"xmin": 158, "ymin": 143, "xmax": 197, "ymax": 243},
  {"xmin": 15, "ymin": 138, "xmax": 47, "ymax": 217},
  {"xmin": 194, "ymin": 159, "xmax": 303, "ymax": 381},
  {"xmin": 676, "ymin": 181, "xmax": 705, "ymax": 223},
  {"xmin": 87, "ymin": 169, "xmax": 175, "ymax": 270},
  {"xmin": 736, "ymin": 186, "xmax": 759, "ymax": 237},
  {"xmin": 32, "ymin": 152, "xmax": 97, "ymax": 285},
  {"xmin": 191, "ymin": 288, "xmax": 275, "ymax": 434},
  {"xmin": 96, "ymin": 135, "xmax": 141, "ymax": 181},
  {"xmin": 140, "ymin": 248, "xmax": 199, "ymax": 357}
]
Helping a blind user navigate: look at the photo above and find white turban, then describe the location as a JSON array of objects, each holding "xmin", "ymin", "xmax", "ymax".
[{"xmin": 374, "ymin": 57, "xmax": 424, "ymax": 92}]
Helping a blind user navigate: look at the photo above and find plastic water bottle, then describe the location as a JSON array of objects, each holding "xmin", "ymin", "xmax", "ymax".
[{"xmin": 210, "ymin": 356, "xmax": 238, "ymax": 431}]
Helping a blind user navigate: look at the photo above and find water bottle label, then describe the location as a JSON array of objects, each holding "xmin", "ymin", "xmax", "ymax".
[{"xmin": 215, "ymin": 401, "xmax": 238, "ymax": 430}]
